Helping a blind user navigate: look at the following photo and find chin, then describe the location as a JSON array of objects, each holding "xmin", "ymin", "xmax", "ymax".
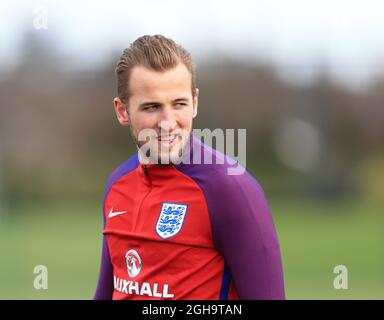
[
  {"xmin": 138, "ymin": 134, "xmax": 190, "ymax": 165},
  {"xmin": 156, "ymin": 148, "xmax": 183, "ymax": 165}
]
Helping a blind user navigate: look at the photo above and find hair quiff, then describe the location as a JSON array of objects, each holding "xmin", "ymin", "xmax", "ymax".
[{"xmin": 115, "ymin": 34, "xmax": 196, "ymax": 103}]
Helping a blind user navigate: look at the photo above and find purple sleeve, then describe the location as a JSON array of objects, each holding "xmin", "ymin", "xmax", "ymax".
[
  {"xmin": 177, "ymin": 162, "xmax": 285, "ymax": 300},
  {"xmin": 93, "ymin": 233, "xmax": 114, "ymax": 300},
  {"xmin": 93, "ymin": 154, "xmax": 140, "ymax": 300},
  {"xmin": 214, "ymin": 172, "xmax": 286, "ymax": 299}
]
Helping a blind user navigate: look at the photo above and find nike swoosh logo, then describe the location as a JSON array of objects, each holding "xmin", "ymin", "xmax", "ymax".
[{"xmin": 108, "ymin": 207, "xmax": 128, "ymax": 218}]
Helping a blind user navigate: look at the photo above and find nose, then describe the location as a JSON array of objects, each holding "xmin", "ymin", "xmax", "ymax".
[{"xmin": 158, "ymin": 106, "xmax": 177, "ymax": 133}]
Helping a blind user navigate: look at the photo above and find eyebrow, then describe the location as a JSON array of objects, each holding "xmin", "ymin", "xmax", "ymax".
[
  {"xmin": 139, "ymin": 97, "xmax": 189, "ymax": 108},
  {"xmin": 173, "ymin": 97, "xmax": 189, "ymax": 102}
]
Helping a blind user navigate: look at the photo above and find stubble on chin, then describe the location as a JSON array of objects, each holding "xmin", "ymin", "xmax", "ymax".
[{"xmin": 131, "ymin": 126, "xmax": 192, "ymax": 165}]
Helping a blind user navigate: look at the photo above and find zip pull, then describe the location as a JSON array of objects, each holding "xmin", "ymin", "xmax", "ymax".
[{"xmin": 143, "ymin": 164, "xmax": 149, "ymax": 176}]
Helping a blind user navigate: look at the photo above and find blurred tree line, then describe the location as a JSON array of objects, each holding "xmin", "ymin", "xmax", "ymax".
[{"xmin": 0, "ymin": 32, "xmax": 383, "ymax": 207}]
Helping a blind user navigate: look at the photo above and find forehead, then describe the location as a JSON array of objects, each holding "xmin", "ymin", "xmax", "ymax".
[{"xmin": 128, "ymin": 63, "xmax": 192, "ymax": 101}]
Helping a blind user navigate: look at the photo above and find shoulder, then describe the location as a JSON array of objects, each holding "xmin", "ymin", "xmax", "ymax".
[
  {"xmin": 177, "ymin": 142, "xmax": 276, "ymax": 252},
  {"xmin": 207, "ymin": 160, "xmax": 267, "ymax": 209},
  {"xmin": 178, "ymin": 140, "xmax": 266, "ymax": 201},
  {"xmin": 104, "ymin": 154, "xmax": 140, "ymax": 195}
]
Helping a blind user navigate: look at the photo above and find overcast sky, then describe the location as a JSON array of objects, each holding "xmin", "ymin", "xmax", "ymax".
[{"xmin": 2, "ymin": 0, "xmax": 384, "ymax": 87}]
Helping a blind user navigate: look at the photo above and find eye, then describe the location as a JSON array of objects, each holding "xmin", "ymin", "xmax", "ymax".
[
  {"xmin": 175, "ymin": 102, "xmax": 187, "ymax": 107},
  {"xmin": 143, "ymin": 104, "xmax": 159, "ymax": 111}
]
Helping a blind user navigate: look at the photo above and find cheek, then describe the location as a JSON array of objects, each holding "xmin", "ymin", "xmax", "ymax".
[
  {"xmin": 130, "ymin": 113, "xmax": 157, "ymax": 132},
  {"xmin": 178, "ymin": 109, "xmax": 194, "ymax": 126}
]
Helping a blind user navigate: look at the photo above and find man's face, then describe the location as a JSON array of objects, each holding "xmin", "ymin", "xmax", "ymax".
[{"xmin": 114, "ymin": 63, "xmax": 199, "ymax": 164}]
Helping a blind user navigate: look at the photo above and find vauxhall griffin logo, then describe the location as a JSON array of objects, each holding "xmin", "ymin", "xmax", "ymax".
[{"xmin": 125, "ymin": 250, "xmax": 142, "ymax": 278}]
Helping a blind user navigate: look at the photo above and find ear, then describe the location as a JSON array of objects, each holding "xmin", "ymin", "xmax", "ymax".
[
  {"xmin": 192, "ymin": 88, "xmax": 199, "ymax": 119},
  {"xmin": 113, "ymin": 97, "xmax": 130, "ymax": 126}
]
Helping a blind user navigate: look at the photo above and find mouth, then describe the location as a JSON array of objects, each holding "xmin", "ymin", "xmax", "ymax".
[{"xmin": 157, "ymin": 134, "xmax": 181, "ymax": 148}]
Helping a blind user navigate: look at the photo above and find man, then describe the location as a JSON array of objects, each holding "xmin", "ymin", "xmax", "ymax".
[{"xmin": 94, "ymin": 35, "xmax": 285, "ymax": 300}]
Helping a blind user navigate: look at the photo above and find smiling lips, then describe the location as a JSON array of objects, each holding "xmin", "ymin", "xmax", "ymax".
[{"xmin": 157, "ymin": 134, "xmax": 181, "ymax": 148}]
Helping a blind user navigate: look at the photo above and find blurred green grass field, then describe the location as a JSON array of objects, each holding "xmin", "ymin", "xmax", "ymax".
[{"xmin": 0, "ymin": 198, "xmax": 383, "ymax": 299}]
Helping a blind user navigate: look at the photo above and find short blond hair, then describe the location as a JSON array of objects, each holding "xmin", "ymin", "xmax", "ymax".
[{"xmin": 116, "ymin": 34, "xmax": 196, "ymax": 103}]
